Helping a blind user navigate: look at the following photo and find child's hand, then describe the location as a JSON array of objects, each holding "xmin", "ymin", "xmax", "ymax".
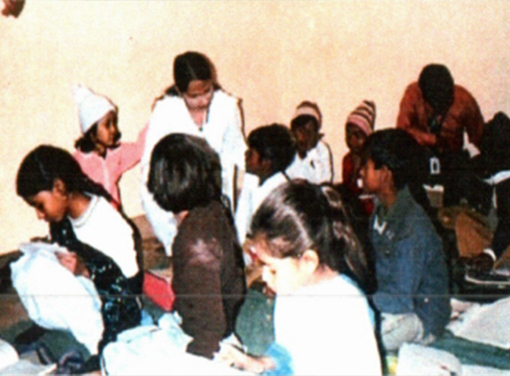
[
  {"xmin": 214, "ymin": 344, "xmax": 273, "ymax": 374},
  {"xmin": 56, "ymin": 252, "xmax": 90, "ymax": 278}
]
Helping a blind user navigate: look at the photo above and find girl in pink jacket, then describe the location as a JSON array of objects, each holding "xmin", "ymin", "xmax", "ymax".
[{"xmin": 73, "ymin": 85, "xmax": 147, "ymax": 211}]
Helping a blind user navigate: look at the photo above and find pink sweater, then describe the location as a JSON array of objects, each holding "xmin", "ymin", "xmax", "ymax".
[{"xmin": 74, "ymin": 125, "xmax": 147, "ymax": 210}]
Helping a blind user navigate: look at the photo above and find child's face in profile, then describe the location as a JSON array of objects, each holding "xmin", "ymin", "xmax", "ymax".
[
  {"xmin": 245, "ymin": 147, "xmax": 270, "ymax": 179},
  {"xmin": 252, "ymin": 241, "xmax": 309, "ymax": 295},
  {"xmin": 94, "ymin": 111, "xmax": 120, "ymax": 148},
  {"xmin": 360, "ymin": 158, "xmax": 383, "ymax": 195},
  {"xmin": 345, "ymin": 123, "xmax": 367, "ymax": 155},
  {"xmin": 25, "ymin": 188, "xmax": 67, "ymax": 223}
]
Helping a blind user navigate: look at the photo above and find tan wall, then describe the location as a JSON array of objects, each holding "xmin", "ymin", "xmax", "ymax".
[{"xmin": 1, "ymin": 0, "xmax": 509, "ymax": 254}]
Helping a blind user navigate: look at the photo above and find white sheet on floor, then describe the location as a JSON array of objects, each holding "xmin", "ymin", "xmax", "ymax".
[{"xmin": 447, "ymin": 297, "xmax": 510, "ymax": 349}]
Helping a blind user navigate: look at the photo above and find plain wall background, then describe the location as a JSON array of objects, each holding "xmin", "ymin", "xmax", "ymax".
[{"xmin": 1, "ymin": 0, "xmax": 510, "ymax": 254}]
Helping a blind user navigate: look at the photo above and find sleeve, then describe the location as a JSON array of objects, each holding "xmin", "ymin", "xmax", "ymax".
[
  {"xmin": 176, "ymin": 236, "xmax": 227, "ymax": 359},
  {"xmin": 492, "ymin": 179, "xmax": 510, "ymax": 259},
  {"xmin": 461, "ymin": 90, "xmax": 484, "ymax": 148},
  {"xmin": 372, "ymin": 224, "xmax": 431, "ymax": 314},
  {"xmin": 315, "ymin": 141, "xmax": 334, "ymax": 183},
  {"xmin": 396, "ymin": 84, "xmax": 437, "ymax": 147},
  {"xmin": 221, "ymin": 97, "xmax": 246, "ymax": 171},
  {"xmin": 115, "ymin": 123, "xmax": 149, "ymax": 175},
  {"xmin": 140, "ymin": 99, "xmax": 179, "ymax": 254}
]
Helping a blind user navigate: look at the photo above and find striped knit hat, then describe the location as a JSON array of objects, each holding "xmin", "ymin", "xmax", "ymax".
[
  {"xmin": 346, "ymin": 100, "xmax": 376, "ymax": 136},
  {"xmin": 293, "ymin": 101, "xmax": 322, "ymax": 130}
]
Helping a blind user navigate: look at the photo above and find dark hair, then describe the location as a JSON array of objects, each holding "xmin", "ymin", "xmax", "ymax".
[
  {"xmin": 74, "ymin": 124, "xmax": 98, "ymax": 153},
  {"xmin": 247, "ymin": 124, "xmax": 296, "ymax": 173},
  {"xmin": 172, "ymin": 51, "xmax": 216, "ymax": 93},
  {"xmin": 74, "ymin": 111, "xmax": 121, "ymax": 153},
  {"xmin": 147, "ymin": 133, "xmax": 222, "ymax": 213},
  {"xmin": 362, "ymin": 129, "xmax": 426, "ymax": 190},
  {"xmin": 290, "ymin": 115, "xmax": 319, "ymax": 133},
  {"xmin": 249, "ymin": 181, "xmax": 368, "ymax": 283},
  {"xmin": 478, "ymin": 112, "xmax": 510, "ymax": 173},
  {"xmin": 418, "ymin": 64, "xmax": 454, "ymax": 115},
  {"xmin": 16, "ymin": 145, "xmax": 111, "ymax": 199}
]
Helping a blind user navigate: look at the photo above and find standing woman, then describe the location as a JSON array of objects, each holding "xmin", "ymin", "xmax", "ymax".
[{"xmin": 141, "ymin": 51, "xmax": 246, "ymax": 255}]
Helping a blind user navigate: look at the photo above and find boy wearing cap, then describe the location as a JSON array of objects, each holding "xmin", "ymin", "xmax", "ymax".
[
  {"xmin": 286, "ymin": 101, "xmax": 333, "ymax": 184},
  {"xmin": 73, "ymin": 85, "xmax": 147, "ymax": 211}
]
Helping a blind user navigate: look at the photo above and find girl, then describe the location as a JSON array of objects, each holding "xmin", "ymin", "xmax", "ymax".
[
  {"xmin": 13, "ymin": 145, "xmax": 142, "ymax": 369},
  {"xmin": 102, "ymin": 134, "xmax": 246, "ymax": 375},
  {"xmin": 217, "ymin": 181, "xmax": 382, "ymax": 375},
  {"xmin": 73, "ymin": 84, "xmax": 147, "ymax": 211},
  {"xmin": 342, "ymin": 100, "xmax": 376, "ymax": 216},
  {"xmin": 141, "ymin": 51, "xmax": 246, "ymax": 255}
]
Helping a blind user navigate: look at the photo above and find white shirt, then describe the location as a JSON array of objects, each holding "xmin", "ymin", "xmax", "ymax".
[
  {"xmin": 274, "ymin": 275, "xmax": 381, "ymax": 376},
  {"xmin": 286, "ymin": 140, "xmax": 333, "ymax": 184},
  {"xmin": 234, "ymin": 172, "xmax": 288, "ymax": 245},
  {"xmin": 70, "ymin": 195, "xmax": 139, "ymax": 278},
  {"xmin": 140, "ymin": 90, "xmax": 246, "ymax": 255}
]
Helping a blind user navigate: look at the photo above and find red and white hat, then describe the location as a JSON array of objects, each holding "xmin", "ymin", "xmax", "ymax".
[{"xmin": 346, "ymin": 100, "xmax": 376, "ymax": 136}]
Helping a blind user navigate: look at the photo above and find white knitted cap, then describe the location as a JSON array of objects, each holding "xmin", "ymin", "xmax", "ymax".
[{"xmin": 73, "ymin": 84, "xmax": 116, "ymax": 134}]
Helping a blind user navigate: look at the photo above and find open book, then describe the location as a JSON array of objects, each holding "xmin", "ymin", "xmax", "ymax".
[{"xmin": 0, "ymin": 339, "xmax": 56, "ymax": 375}]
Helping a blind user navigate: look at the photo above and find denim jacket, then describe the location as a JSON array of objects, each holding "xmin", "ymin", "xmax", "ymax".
[{"xmin": 369, "ymin": 187, "xmax": 450, "ymax": 337}]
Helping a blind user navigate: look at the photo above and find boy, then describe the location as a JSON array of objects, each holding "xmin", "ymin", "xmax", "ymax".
[
  {"xmin": 286, "ymin": 101, "xmax": 333, "ymax": 184},
  {"xmin": 235, "ymin": 124, "xmax": 296, "ymax": 246},
  {"xmin": 361, "ymin": 129, "xmax": 450, "ymax": 352}
]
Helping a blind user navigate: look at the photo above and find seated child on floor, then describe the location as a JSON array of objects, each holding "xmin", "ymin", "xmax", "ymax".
[
  {"xmin": 286, "ymin": 101, "xmax": 333, "ymax": 184},
  {"xmin": 218, "ymin": 181, "xmax": 382, "ymax": 376},
  {"xmin": 360, "ymin": 129, "xmax": 450, "ymax": 352},
  {"xmin": 101, "ymin": 134, "xmax": 246, "ymax": 375},
  {"xmin": 148, "ymin": 133, "xmax": 246, "ymax": 358},
  {"xmin": 13, "ymin": 145, "xmax": 142, "ymax": 371},
  {"xmin": 341, "ymin": 100, "xmax": 376, "ymax": 216},
  {"xmin": 73, "ymin": 85, "xmax": 147, "ymax": 211},
  {"xmin": 235, "ymin": 124, "xmax": 296, "ymax": 245},
  {"xmin": 467, "ymin": 112, "xmax": 510, "ymax": 273}
]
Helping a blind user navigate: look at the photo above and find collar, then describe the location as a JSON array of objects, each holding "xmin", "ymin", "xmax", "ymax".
[
  {"xmin": 69, "ymin": 194, "xmax": 99, "ymax": 228},
  {"xmin": 373, "ymin": 186, "xmax": 413, "ymax": 235}
]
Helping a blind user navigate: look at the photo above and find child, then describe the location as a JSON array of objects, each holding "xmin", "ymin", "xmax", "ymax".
[
  {"xmin": 102, "ymin": 134, "xmax": 246, "ymax": 374},
  {"xmin": 286, "ymin": 101, "xmax": 334, "ymax": 183},
  {"xmin": 360, "ymin": 129, "xmax": 450, "ymax": 352},
  {"xmin": 73, "ymin": 84, "xmax": 147, "ymax": 211},
  {"xmin": 235, "ymin": 124, "xmax": 296, "ymax": 246},
  {"xmin": 218, "ymin": 181, "xmax": 381, "ymax": 375},
  {"xmin": 341, "ymin": 100, "xmax": 376, "ymax": 216},
  {"xmin": 13, "ymin": 145, "xmax": 142, "ymax": 369},
  {"xmin": 141, "ymin": 51, "xmax": 246, "ymax": 256}
]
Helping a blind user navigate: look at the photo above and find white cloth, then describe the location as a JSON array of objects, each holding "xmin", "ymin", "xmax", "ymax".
[
  {"xmin": 234, "ymin": 172, "xmax": 287, "ymax": 245},
  {"xmin": 69, "ymin": 195, "xmax": 139, "ymax": 278},
  {"xmin": 10, "ymin": 196, "xmax": 140, "ymax": 354},
  {"xmin": 285, "ymin": 140, "xmax": 333, "ymax": 184},
  {"xmin": 273, "ymin": 275, "xmax": 381, "ymax": 376},
  {"xmin": 140, "ymin": 90, "xmax": 246, "ymax": 255},
  {"xmin": 102, "ymin": 314, "xmax": 248, "ymax": 376},
  {"xmin": 11, "ymin": 247, "xmax": 104, "ymax": 354}
]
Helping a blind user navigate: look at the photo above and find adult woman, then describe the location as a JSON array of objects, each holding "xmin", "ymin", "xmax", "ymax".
[{"xmin": 141, "ymin": 51, "xmax": 246, "ymax": 255}]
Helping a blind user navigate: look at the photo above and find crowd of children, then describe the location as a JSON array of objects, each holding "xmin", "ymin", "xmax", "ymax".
[{"xmin": 8, "ymin": 53, "xmax": 509, "ymax": 375}]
